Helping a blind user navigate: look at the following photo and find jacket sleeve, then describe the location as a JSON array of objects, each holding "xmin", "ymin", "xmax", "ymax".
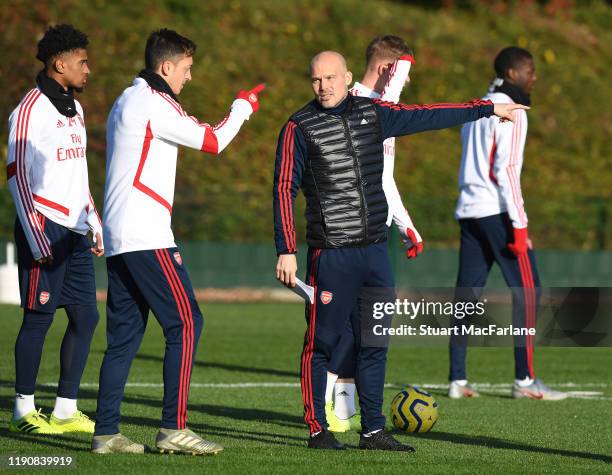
[
  {"xmin": 273, "ymin": 121, "xmax": 305, "ymax": 255},
  {"xmin": 150, "ymin": 93, "xmax": 253, "ymax": 155},
  {"xmin": 380, "ymin": 55, "xmax": 413, "ymax": 104},
  {"xmin": 6, "ymin": 99, "xmax": 52, "ymax": 260},
  {"xmin": 386, "ymin": 175, "xmax": 417, "ymax": 234},
  {"xmin": 85, "ymin": 192, "xmax": 103, "ymax": 246},
  {"xmin": 380, "ymin": 55, "xmax": 414, "ymax": 231},
  {"xmin": 374, "ymin": 98, "xmax": 494, "ymax": 140},
  {"xmin": 492, "ymin": 109, "xmax": 529, "ymax": 228}
]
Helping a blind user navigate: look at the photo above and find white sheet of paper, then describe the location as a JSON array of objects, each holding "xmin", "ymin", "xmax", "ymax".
[{"xmin": 291, "ymin": 278, "xmax": 315, "ymax": 304}]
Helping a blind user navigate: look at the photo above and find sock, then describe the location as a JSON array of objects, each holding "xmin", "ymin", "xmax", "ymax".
[
  {"xmin": 325, "ymin": 372, "xmax": 338, "ymax": 403},
  {"xmin": 516, "ymin": 377, "xmax": 534, "ymax": 387},
  {"xmin": 362, "ymin": 429, "xmax": 382, "ymax": 438},
  {"xmin": 334, "ymin": 382, "xmax": 356, "ymax": 419},
  {"xmin": 452, "ymin": 379, "xmax": 468, "ymax": 386},
  {"xmin": 14, "ymin": 394, "xmax": 35, "ymax": 419},
  {"xmin": 52, "ymin": 397, "xmax": 77, "ymax": 419}
]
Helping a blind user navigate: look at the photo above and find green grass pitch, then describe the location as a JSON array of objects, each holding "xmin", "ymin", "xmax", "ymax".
[{"xmin": 0, "ymin": 303, "xmax": 611, "ymax": 473}]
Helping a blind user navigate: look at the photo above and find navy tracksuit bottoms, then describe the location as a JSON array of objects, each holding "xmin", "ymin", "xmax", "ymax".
[
  {"xmin": 14, "ymin": 215, "xmax": 99, "ymax": 399},
  {"xmin": 449, "ymin": 213, "xmax": 541, "ymax": 381},
  {"xmin": 94, "ymin": 248, "xmax": 203, "ymax": 435},
  {"xmin": 301, "ymin": 242, "xmax": 394, "ymax": 434}
]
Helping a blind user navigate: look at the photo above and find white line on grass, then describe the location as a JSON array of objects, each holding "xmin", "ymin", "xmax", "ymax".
[
  {"xmin": 0, "ymin": 381, "xmax": 608, "ymax": 389},
  {"xmin": 1, "ymin": 381, "xmax": 610, "ymax": 399}
]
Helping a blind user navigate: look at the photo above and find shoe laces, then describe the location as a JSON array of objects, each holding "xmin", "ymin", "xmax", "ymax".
[
  {"xmin": 382, "ymin": 433, "xmax": 400, "ymax": 446},
  {"xmin": 370, "ymin": 431, "xmax": 399, "ymax": 447},
  {"xmin": 32, "ymin": 408, "xmax": 48, "ymax": 422},
  {"xmin": 72, "ymin": 410, "xmax": 93, "ymax": 422}
]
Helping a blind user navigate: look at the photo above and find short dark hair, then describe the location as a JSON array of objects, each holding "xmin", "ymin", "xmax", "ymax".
[
  {"xmin": 36, "ymin": 24, "xmax": 88, "ymax": 66},
  {"xmin": 365, "ymin": 35, "xmax": 413, "ymax": 66},
  {"xmin": 145, "ymin": 28, "xmax": 197, "ymax": 71},
  {"xmin": 494, "ymin": 47, "xmax": 533, "ymax": 78}
]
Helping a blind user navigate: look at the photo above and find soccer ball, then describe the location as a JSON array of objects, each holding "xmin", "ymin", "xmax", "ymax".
[{"xmin": 390, "ymin": 386, "xmax": 439, "ymax": 433}]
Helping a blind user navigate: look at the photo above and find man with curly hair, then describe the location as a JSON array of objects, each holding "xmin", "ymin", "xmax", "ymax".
[{"xmin": 6, "ymin": 24, "xmax": 103, "ymax": 435}]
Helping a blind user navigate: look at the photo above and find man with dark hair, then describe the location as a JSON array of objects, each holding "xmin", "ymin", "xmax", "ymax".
[
  {"xmin": 144, "ymin": 28, "xmax": 196, "ymax": 71},
  {"xmin": 6, "ymin": 24, "xmax": 103, "ymax": 434},
  {"xmin": 324, "ymin": 35, "xmax": 423, "ymax": 433},
  {"xmin": 448, "ymin": 46, "xmax": 567, "ymax": 401},
  {"xmin": 93, "ymin": 28, "xmax": 264, "ymax": 455},
  {"xmin": 494, "ymin": 46, "xmax": 533, "ymax": 80},
  {"xmin": 274, "ymin": 50, "xmax": 525, "ymax": 450}
]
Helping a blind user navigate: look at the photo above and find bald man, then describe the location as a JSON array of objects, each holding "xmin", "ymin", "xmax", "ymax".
[{"xmin": 273, "ymin": 51, "xmax": 526, "ymax": 451}]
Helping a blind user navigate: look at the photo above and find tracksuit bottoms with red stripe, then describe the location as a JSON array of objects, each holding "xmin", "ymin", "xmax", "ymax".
[
  {"xmin": 94, "ymin": 248, "xmax": 203, "ymax": 435},
  {"xmin": 449, "ymin": 213, "xmax": 541, "ymax": 381},
  {"xmin": 302, "ymin": 242, "xmax": 395, "ymax": 435}
]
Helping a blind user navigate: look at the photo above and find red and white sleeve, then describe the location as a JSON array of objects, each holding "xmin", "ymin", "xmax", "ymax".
[
  {"xmin": 85, "ymin": 192, "xmax": 103, "ymax": 246},
  {"xmin": 493, "ymin": 109, "xmax": 529, "ymax": 229},
  {"xmin": 151, "ymin": 92, "xmax": 253, "ymax": 155},
  {"xmin": 380, "ymin": 55, "xmax": 414, "ymax": 104},
  {"xmin": 6, "ymin": 93, "xmax": 52, "ymax": 260}
]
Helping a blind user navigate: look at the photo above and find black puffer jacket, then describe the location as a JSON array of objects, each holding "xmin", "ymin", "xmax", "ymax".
[{"xmin": 291, "ymin": 95, "xmax": 388, "ymax": 248}]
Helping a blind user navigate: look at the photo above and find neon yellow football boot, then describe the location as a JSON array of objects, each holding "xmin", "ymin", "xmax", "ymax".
[
  {"xmin": 9, "ymin": 409, "xmax": 62, "ymax": 434},
  {"xmin": 325, "ymin": 401, "xmax": 350, "ymax": 432},
  {"xmin": 347, "ymin": 412, "xmax": 362, "ymax": 432},
  {"xmin": 49, "ymin": 410, "xmax": 95, "ymax": 433}
]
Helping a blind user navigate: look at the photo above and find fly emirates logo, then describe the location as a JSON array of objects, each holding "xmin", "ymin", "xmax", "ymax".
[{"xmin": 57, "ymin": 116, "xmax": 86, "ymax": 161}]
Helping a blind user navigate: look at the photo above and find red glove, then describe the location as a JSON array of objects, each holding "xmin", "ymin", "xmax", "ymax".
[
  {"xmin": 404, "ymin": 227, "xmax": 423, "ymax": 259},
  {"xmin": 507, "ymin": 227, "xmax": 530, "ymax": 256},
  {"xmin": 236, "ymin": 83, "xmax": 265, "ymax": 113}
]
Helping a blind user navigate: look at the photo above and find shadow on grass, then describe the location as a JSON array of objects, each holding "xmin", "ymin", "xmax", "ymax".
[
  {"xmin": 1, "ymin": 380, "xmax": 306, "ymax": 448},
  {"xmin": 0, "ymin": 428, "xmax": 89, "ymax": 452},
  {"xmin": 133, "ymin": 353, "xmax": 300, "ymax": 379},
  {"xmin": 5, "ymin": 381, "xmax": 304, "ymax": 428},
  {"xmin": 410, "ymin": 430, "xmax": 612, "ymax": 464},
  {"xmin": 118, "ymin": 413, "xmax": 306, "ymax": 448}
]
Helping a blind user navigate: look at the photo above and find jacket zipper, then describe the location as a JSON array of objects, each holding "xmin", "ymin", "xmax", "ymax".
[{"xmin": 341, "ymin": 115, "xmax": 368, "ymax": 241}]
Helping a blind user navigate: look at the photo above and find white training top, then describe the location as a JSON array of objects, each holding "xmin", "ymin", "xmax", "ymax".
[
  {"xmin": 103, "ymin": 77, "xmax": 253, "ymax": 256},
  {"xmin": 455, "ymin": 91, "xmax": 528, "ymax": 229},
  {"xmin": 350, "ymin": 55, "xmax": 421, "ymax": 245},
  {"xmin": 6, "ymin": 88, "xmax": 102, "ymax": 260}
]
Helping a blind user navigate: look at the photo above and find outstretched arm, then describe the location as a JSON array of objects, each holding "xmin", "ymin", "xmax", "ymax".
[
  {"xmin": 374, "ymin": 98, "xmax": 528, "ymax": 139},
  {"xmin": 493, "ymin": 103, "xmax": 529, "ymax": 122},
  {"xmin": 151, "ymin": 84, "xmax": 265, "ymax": 154}
]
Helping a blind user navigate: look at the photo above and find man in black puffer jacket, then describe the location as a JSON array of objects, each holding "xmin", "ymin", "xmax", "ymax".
[{"xmin": 272, "ymin": 51, "xmax": 525, "ymax": 451}]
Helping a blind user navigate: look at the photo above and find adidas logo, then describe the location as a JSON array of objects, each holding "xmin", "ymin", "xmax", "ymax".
[
  {"xmin": 360, "ymin": 118, "xmax": 368, "ymax": 125},
  {"xmin": 57, "ymin": 120, "xmax": 65, "ymax": 128},
  {"xmin": 337, "ymin": 391, "xmax": 350, "ymax": 397}
]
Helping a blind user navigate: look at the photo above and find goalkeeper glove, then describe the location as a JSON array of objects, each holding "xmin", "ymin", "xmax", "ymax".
[
  {"xmin": 507, "ymin": 227, "xmax": 530, "ymax": 256},
  {"xmin": 401, "ymin": 226, "xmax": 423, "ymax": 259}
]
